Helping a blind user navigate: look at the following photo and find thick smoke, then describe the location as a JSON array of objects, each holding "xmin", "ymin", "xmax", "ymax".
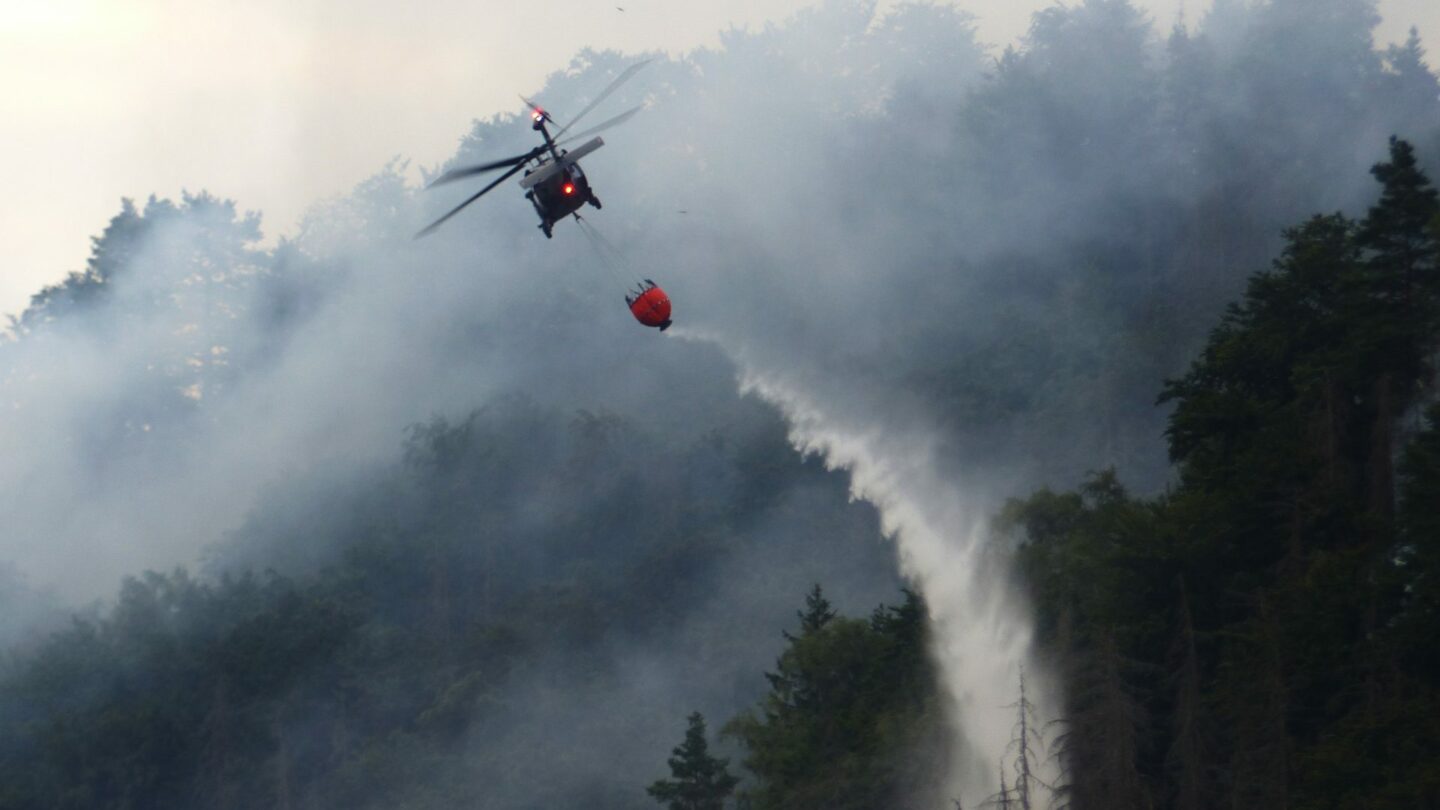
[{"xmin": 2, "ymin": 0, "xmax": 1439, "ymax": 805}]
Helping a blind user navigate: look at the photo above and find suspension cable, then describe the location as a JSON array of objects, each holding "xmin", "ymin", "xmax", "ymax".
[{"xmin": 574, "ymin": 214, "xmax": 642, "ymax": 291}]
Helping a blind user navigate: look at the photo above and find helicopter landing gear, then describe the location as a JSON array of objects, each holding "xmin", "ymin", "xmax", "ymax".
[{"xmin": 540, "ymin": 221, "xmax": 553, "ymax": 238}]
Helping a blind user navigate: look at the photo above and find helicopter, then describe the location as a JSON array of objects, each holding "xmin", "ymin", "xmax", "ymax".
[{"xmin": 415, "ymin": 60, "xmax": 650, "ymax": 239}]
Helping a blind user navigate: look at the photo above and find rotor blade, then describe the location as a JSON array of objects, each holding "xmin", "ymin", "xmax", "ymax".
[
  {"xmin": 519, "ymin": 94, "xmax": 552, "ymax": 123},
  {"xmin": 427, "ymin": 150, "xmax": 537, "ymax": 187},
  {"xmin": 557, "ymin": 105, "xmax": 642, "ymax": 146},
  {"xmin": 552, "ymin": 59, "xmax": 652, "ymax": 140},
  {"xmin": 414, "ymin": 161, "xmax": 529, "ymax": 238}
]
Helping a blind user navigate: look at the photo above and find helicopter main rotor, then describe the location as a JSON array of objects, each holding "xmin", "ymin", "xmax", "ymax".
[{"xmin": 415, "ymin": 59, "xmax": 651, "ymax": 239}]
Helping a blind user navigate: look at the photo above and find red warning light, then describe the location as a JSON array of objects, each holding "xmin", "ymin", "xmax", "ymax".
[{"xmin": 563, "ymin": 183, "xmax": 575, "ymax": 195}]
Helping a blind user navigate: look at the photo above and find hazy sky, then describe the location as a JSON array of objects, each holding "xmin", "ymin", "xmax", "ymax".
[{"xmin": 3, "ymin": 0, "xmax": 1437, "ymax": 318}]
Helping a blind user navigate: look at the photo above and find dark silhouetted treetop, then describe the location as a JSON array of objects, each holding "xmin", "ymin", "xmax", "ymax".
[
  {"xmin": 793, "ymin": 583, "xmax": 837, "ymax": 638},
  {"xmin": 1008, "ymin": 139, "xmax": 1440, "ymax": 810},
  {"xmin": 725, "ymin": 588, "xmax": 948, "ymax": 810},
  {"xmin": 647, "ymin": 712, "xmax": 739, "ymax": 810}
]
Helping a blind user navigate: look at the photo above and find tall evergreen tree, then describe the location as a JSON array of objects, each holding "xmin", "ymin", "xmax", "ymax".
[
  {"xmin": 1353, "ymin": 137, "xmax": 1440, "ymax": 519},
  {"xmin": 1393, "ymin": 403, "xmax": 1440, "ymax": 672},
  {"xmin": 1010, "ymin": 140, "xmax": 1440, "ymax": 809},
  {"xmin": 792, "ymin": 584, "xmax": 837, "ymax": 638},
  {"xmin": 1004, "ymin": 669, "xmax": 1046, "ymax": 810},
  {"xmin": 648, "ymin": 713, "xmax": 739, "ymax": 810},
  {"xmin": 726, "ymin": 589, "xmax": 947, "ymax": 810}
]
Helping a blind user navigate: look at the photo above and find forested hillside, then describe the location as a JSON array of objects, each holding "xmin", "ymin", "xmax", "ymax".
[
  {"xmin": 1000, "ymin": 137, "xmax": 1440, "ymax": 809},
  {"xmin": 2, "ymin": 0, "xmax": 1439, "ymax": 807},
  {"xmin": 645, "ymin": 135, "xmax": 1440, "ymax": 810},
  {"xmin": 0, "ymin": 400, "xmax": 899, "ymax": 809}
]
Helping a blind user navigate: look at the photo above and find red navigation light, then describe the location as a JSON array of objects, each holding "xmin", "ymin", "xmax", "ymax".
[{"xmin": 563, "ymin": 182, "xmax": 575, "ymax": 195}]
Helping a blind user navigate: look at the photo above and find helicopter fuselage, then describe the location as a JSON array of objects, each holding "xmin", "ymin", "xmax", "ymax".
[
  {"xmin": 523, "ymin": 158, "xmax": 600, "ymax": 237},
  {"xmin": 520, "ymin": 117, "xmax": 604, "ymax": 237},
  {"xmin": 414, "ymin": 75, "xmax": 635, "ymax": 241}
]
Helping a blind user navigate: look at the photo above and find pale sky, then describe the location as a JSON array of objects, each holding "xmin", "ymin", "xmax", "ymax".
[{"xmin": 2, "ymin": 0, "xmax": 1437, "ymax": 318}]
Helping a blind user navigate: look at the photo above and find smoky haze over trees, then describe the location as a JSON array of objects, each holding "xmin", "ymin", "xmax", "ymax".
[
  {"xmin": 0, "ymin": 0, "xmax": 1438, "ymax": 806},
  {"xmin": 1002, "ymin": 135, "xmax": 1440, "ymax": 808}
]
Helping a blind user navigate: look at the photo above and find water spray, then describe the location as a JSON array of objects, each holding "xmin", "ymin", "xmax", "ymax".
[{"xmin": 670, "ymin": 328, "xmax": 1062, "ymax": 806}]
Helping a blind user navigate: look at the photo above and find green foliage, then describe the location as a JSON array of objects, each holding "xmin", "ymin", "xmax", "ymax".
[
  {"xmin": 724, "ymin": 588, "xmax": 948, "ymax": 810},
  {"xmin": 1393, "ymin": 404, "xmax": 1440, "ymax": 677},
  {"xmin": 793, "ymin": 584, "xmax": 837, "ymax": 637},
  {"xmin": 648, "ymin": 713, "xmax": 739, "ymax": 810},
  {"xmin": 0, "ymin": 569, "xmax": 356, "ymax": 810},
  {"xmin": 999, "ymin": 471, "xmax": 1169, "ymax": 649},
  {"xmin": 16, "ymin": 193, "xmax": 264, "ymax": 336},
  {"xmin": 0, "ymin": 391, "xmax": 898, "ymax": 809},
  {"xmin": 1005, "ymin": 139, "xmax": 1440, "ymax": 809},
  {"xmin": 2, "ymin": 6, "xmax": 1438, "ymax": 809}
]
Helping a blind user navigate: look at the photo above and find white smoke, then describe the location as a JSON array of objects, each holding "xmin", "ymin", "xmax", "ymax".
[
  {"xmin": 669, "ymin": 323, "xmax": 1060, "ymax": 805},
  {"xmin": 5, "ymin": 1, "xmax": 1437, "ymax": 803}
]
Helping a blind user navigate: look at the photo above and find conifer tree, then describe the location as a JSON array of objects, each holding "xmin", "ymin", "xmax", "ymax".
[
  {"xmin": 1354, "ymin": 137, "xmax": 1440, "ymax": 519},
  {"xmin": 1005, "ymin": 669, "xmax": 1045, "ymax": 810},
  {"xmin": 1395, "ymin": 403, "xmax": 1440, "ymax": 656},
  {"xmin": 996, "ymin": 767, "xmax": 1013, "ymax": 810},
  {"xmin": 792, "ymin": 583, "xmax": 837, "ymax": 638},
  {"xmin": 1359, "ymin": 137, "xmax": 1440, "ymax": 302},
  {"xmin": 1383, "ymin": 27, "xmax": 1440, "ymax": 110},
  {"xmin": 648, "ymin": 713, "xmax": 739, "ymax": 810}
]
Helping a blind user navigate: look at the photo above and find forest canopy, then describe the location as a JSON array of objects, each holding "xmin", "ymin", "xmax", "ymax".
[{"xmin": 1, "ymin": 0, "xmax": 1438, "ymax": 807}]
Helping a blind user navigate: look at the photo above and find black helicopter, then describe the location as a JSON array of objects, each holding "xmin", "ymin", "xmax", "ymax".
[{"xmin": 416, "ymin": 60, "xmax": 649, "ymax": 239}]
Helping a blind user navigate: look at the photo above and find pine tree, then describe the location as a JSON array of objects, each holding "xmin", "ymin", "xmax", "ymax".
[
  {"xmin": 1005, "ymin": 669, "xmax": 1046, "ymax": 810},
  {"xmin": 1050, "ymin": 632, "xmax": 1152, "ymax": 810},
  {"xmin": 1359, "ymin": 137, "xmax": 1440, "ymax": 302},
  {"xmin": 648, "ymin": 713, "xmax": 740, "ymax": 810},
  {"xmin": 725, "ymin": 589, "xmax": 947, "ymax": 810},
  {"xmin": 1383, "ymin": 28, "xmax": 1440, "ymax": 109},
  {"xmin": 792, "ymin": 583, "xmax": 836, "ymax": 638},
  {"xmin": 1354, "ymin": 137, "xmax": 1440, "ymax": 521},
  {"xmin": 983, "ymin": 765, "xmax": 1013, "ymax": 810},
  {"xmin": 1394, "ymin": 403, "xmax": 1440, "ymax": 664},
  {"xmin": 1224, "ymin": 602, "xmax": 1291, "ymax": 810}
]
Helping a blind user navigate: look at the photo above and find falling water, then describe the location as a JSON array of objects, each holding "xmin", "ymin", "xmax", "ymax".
[{"xmin": 716, "ymin": 356, "xmax": 1063, "ymax": 806}]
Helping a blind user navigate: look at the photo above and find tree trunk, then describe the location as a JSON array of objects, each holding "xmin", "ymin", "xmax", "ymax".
[
  {"xmin": 1368, "ymin": 372, "xmax": 1396, "ymax": 524},
  {"xmin": 1168, "ymin": 580, "xmax": 1208, "ymax": 810},
  {"xmin": 1227, "ymin": 603, "xmax": 1289, "ymax": 810}
]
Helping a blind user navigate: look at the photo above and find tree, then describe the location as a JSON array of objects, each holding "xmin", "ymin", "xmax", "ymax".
[
  {"xmin": 1381, "ymin": 28, "xmax": 1440, "ymax": 138},
  {"xmin": 1393, "ymin": 403, "xmax": 1440, "ymax": 673},
  {"xmin": 725, "ymin": 589, "xmax": 948, "ymax": 810},
  {"xmin": 1004, "ymin": 669, "xmax": 1046, "ymax": 810},
  {"xmin": 1164, "ymin": 580, "xmax": 1212, "ymax": 810},
  {"xmin": 1007, "ymin": 140, "xmax": 1440, "ymax": 810},
  {"xmin": 791, "ymin": 583, "xmax": 836, "ymax": 638},
  {"xmin": 648, "ymin": 713, "xmax": 739, "ymax": 810},
  {"xmin": 1052, "ymin": 632, "xmax": 1152, "ymax": 810},
  {"xmin": 1353, "ymin": 137, "xmax": 1440, "ymax": 520}
]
